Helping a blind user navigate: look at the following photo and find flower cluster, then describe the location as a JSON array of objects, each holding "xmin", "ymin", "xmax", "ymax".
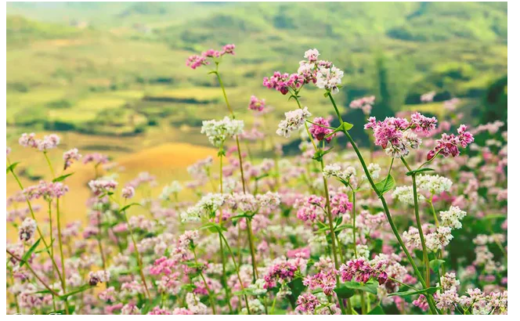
[
  {"xmin": 263, "ymin": 71, "xmax": 305, "ymax": 95},
  {"xmin": 276, "ymin": 107, "xmax": 312, "ymax": 137},
  {"xmin": 309, "ymin": 117, "xmax": 335, "ymax": 142},
  {"xmin": 427, "ymin": 125, "xmax": 474, "ymax": 160},
  {"xmin": 248, "ymin": 95, "xmax": 266, "ymax": 112},
  {"xmin": 19, "ymin": 133, "xmax": 60, "ymax": 151},
  {"xmin": 186, "ymin": 44, "xmax": 235, "ymax": 69},
  {"xmin": 201, "ymin": 117, "xmax": 244, "ymax": 147}
]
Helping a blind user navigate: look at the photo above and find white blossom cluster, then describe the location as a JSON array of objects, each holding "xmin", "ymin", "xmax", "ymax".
[
  {"xmin": 392, "ymin": 186, "xmax": 425, "ymax": 205},
  {"xmin": 160, "ymin": 181, "xmax": 183, "ymax": 201},
  {"xmin": 322, "ymin": 163, "xmax": 356, "ymax": 181},
  {"xmin": 316, "ymin": 66, "xmax": 344, "ymax": 94},
  {"xmin": 181, "ymin": 193, "xmax": 225, "ymax": 222},
  {"xmin": 418, "ymin": 174, "xmax": 453, "ymax": 195},
  {"xmin": 439, "ymin": 206, "xmax": 466, "ymax": 229},
  {"xmin": 201, "ymin": 117, "xmax": 244, "ymax": 147},
  {"xmin": 276, "ymin": 107, "xmax": 312, "ymax": 137}
]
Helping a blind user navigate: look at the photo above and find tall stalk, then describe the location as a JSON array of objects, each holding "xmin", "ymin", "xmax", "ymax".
[
  {"xmin": 213, "ymin": 64, "xmax": 258, "ymax": 281},
  {"xmin": 327, "ymin": 93, "xmax": 438, "ymax": 314}
]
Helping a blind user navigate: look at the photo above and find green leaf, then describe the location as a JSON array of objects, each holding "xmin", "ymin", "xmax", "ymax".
[
  {"xmin": 52, "ymin": 173, "xmax": 74, "ymax": 183},
  {"xmin": 481, "ymin": 214, "xmax": 506, "ymax": 221},
  {"xmin": 430, "ymin": 259, "xmax": 445, "ymax": 272},
  {"xmin": 342, "ymin": 121, "xmax": 354, "ymax": 131},
  {"xmin": 6, "ymin": 162, "xmax": 20, "ymax": 174},
  {"xmin": 334, "ymin": 224, "xmax": 353, "ymax": 232},
  {"xmin": 389, "ymin": 287, "xmax": 439, "ymax": 297},
  {"xmin": 374, "ymin": 175, "xmax": 396, "ymax": 195},
  {"xmin": 342, "ymin": 281, "xmax": 379, "ymax": 295},
  {"xmin": 312, "ymin": 148, "xmax": 333, "ymax": 162},
  {"xmin": 334, "ymin": 284, "xmax": 356, "ymax": 299},
  {"xmin": 368, "ymin": 305, "xmax": 385, "ymax": 315},
  {"xmin": 199, "ymin": 222, "xmax": 226, "ymax": 234},
  {"xmin": 405, "ymin": 168, "xmax": 435, "ymax": 176},
  {"xmin": 20, "ymin": 238, "xmax": 41, "ymax": 267},
  {"xmin": 119, "ymin": 202, "xmax": 141, "ymax": 213},
  {"xmin": 60, "ymin": 284, "xmax": 92, "ymax": 300}
]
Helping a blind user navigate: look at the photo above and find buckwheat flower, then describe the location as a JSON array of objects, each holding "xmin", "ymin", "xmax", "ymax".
[
  {"xmin": 186, "ymin": 55, "xmax": 208, "ymax": 69},
  {"xmin": 83, "ymin": 152, "xmax": 109, "ymax": 165},
  {"xmin": 385, "ymin": 141, "xmax": 410, "ymax": 158},
  {"xmin": 181, "ymin": 206, "xmax": 203, "ymax": 222},
  {"xmin": 410, "ymin": 112, "xmax": 438, "ymax": 135},
  {"xmin": 303, "ymin": 270, "xmax": 337, "ymax": 296},
  {"xmin": 63, "ymin": 148, "xmax": 82, "ymax": 170},
  {"xmin": 256, "ymin": 191, "xmax": 281, "ymax": 208},
  {"xmin": 440, "ymin": 273, "xmax": 460, "ymax": 292},
  {"xmin": 350, "ymin": 96, "xmax": 376, "ymax": 115},
  {"xmin": 172, "ymin": 308, "xmax": 194, "ymax": 315},
  {"xmin": 88, "ymin": 270, "xmax": 110, "ymax": 286},
  {"xmin": 88, "ymin": 179, "xmax": 118, "ymax": 196},
  {"xmin": 19, "ymin": 133, "xmax": 38, "ymax": 148},
  {"xmin": 37, "ymin": 134, "xmax": 60, "ymax": 151},
  {"xmin": 309, "ymin": 117, "xmax": 334, "ymax": 142},
  {"xmin": 249, "ymin": 95, "xmax": 265, "ymax": 112},
  {"xmin": 160, "ymin": 181, "xmax": 183, "ymax": 201},
  {"xmin": 339, "ymin": 258, "xmax": 374, "ymax": 283},
  {"xmin": 263, "ymin": 258, "xmax": 298, "ymax": 288},
  {"xmin": 316, "ymin": 65, "xmax": 344, "ymax": 94},
  {"xmin": 296, "ymin": 293, "xmax": 320, "ymax": 314},
  {"xmin": 421, "ymin": 91, "xmax": 436, "ymax": 103},
  {"xmin": 276, "ymin": 107, "xmax": 312, "ymax": 137},
  {"xmin": 248, "ymin": 279, "xmax": 267, "ymax": 296},
  {"xmin": 244, "ymin": 299, "xmax": 265, "ymax": 315},
  {"xmin": 263, "ymin": 71, "xmax": 305, "ymax": 95},
  {"xmin": 330, "ymin": 193, "xmax": 352, "ymax": 216},
  {"xmin": 296, "ymin": 195, "xmax": 325, "ymax": 223},
  {"xmin": 122, "ymin": 186, "xmax": 135, "ymax": 199},
  {"xmin": 435, "ymin": 289, "xmax": 459, "ymax": 310},
  {"xmin": 148, "ymin": 307, "xmax": 172, "ymax": 315},
  {"xmin": 201, "ymin": 117, "xmax": 244, "ymax": 147},
  {"xmin": 439, "ymin": 206, "xmax": 466, "ymax": 229},
  {"xmin": 186, "ymin": 293, "xmax": 208, "ymax": 314},
  {"xmin": 392, "ymin": 186, "xmax": 425, "ymax": 205},
  {"xmin": 221, "ymin": 43, "xmax": 236, "ymax": 55},
  {"xmin": 403, "ymin": 131, "xmax": 422, "ymax": 149},
  {"xmin": 367, "ymin": 163, "xmax": 381, "ymax": 179},
  {"xmin": 304, "ymin": 48, "xmax": 320, "ymax": 62},
  {"xmin": 7, "ymin": 147, "xmax": 11, "ymax": 156},
  {"xmin": 121, "ymin": 303, "xmax": 141, "ymax": 315},
  {"xmin": 19, "ymin": 218, "xmax": 37, "ymax": 242},
  {"xmin": 426, "ymin": 226, "xmax": 453, "ymax": 251},
  {"xmin": 427, "ymin": 125, "xmax": 474, "ymax": 160},
  {"xmin": 417, "ymin": 175, "xmax": 452, "ymax": 195},
  {"xmin": 323, "ymin": 163, "xmax": 342, "ymax": 178},
  {"xmin": 197, "ymin": 193, "xmax": 225, "ymax": 216}
]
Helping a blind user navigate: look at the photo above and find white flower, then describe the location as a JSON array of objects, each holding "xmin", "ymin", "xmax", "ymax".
[
  {"xmin": 276, "ymin": 107, "xmax": 312, "ymax": 137},
  {"xmin": 392, "ymin": 186, "xmax": 425, "ymax": 205},
  {"xmin": 367, "ymin": 163, "xmax": 381, "ymax": 180},
  {"xmin": 418, "ymin": 175, "xmax": 452, "ymax": 195},
  {"xmin": 439, "ymin": 206, "xmax": 466, "ymax": 229},
  {"xmin": 201, "ymin": 117, "xmax": 244, "ymax": 147},
  {"xmin": 316, "ymin": 66, "xmax": 344, "ymax": 94},
  {"xmin": 403, "ymin": 131, "xmax": 422, "ymax": 149},
  {"xmin": 304, "ymin": 48, "xmax": 320, "ymax": 62},
  {"xmin": 160, "ymin": 181, "xmax": 183, "ymax": 200}
]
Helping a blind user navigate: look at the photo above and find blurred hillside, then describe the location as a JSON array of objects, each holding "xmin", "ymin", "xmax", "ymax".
[{"xmin": 7, "ymin": 2, "xmax": 507, "ymax": 143}]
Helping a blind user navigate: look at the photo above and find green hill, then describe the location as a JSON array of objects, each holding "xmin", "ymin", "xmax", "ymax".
[{"xmin": 6, "ymin": 2, "xmax": 507, "ymax": 140}]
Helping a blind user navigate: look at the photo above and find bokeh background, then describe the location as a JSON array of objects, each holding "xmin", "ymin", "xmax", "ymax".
[{"xmin": 6, "ymin": 2, "xmax": 508, "ymax": 228}]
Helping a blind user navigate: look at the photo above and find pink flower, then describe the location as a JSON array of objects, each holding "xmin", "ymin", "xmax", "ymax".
[
  {"xmin": 63, "ymin": 148, "xmax": 82, "ymax": 170},
  {"xmin": 309, "ymin": 117, "xmax": 334, "ymax": 142},
  {"xmin": 122, "ymin": 186, "xmax": 135, "ymax": 199},
  {"xmin": 263, "ymin": 259, "xmax": 298, "ymax": 288},
  {"xmin": 263, "ymin": 71, "xmax": 304, "ymax": 95},
  {"xmin": 427, "ymin": 125, "xmax": 474, "ymax": 160},
  {"xmin": 296, "ymin": 293, "xmax": 320, "ymax": 314},
  {"xmin": 186, "ymin": 55, "xmax": 208, "ymax": 69},
  {"xmin": 248, "ymin": 95, "xmax": 265, "ymax": 112}
]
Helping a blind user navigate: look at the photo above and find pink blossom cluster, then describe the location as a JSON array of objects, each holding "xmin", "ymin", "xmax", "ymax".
[
  {"xmin": 427, "ymin": 125, "xmax": 474, "ymax": 160},
  {"xmin": 23, "ymin": 181, "xmax": 69, "ymax": 200},
  {"xmin": 19, "ymin": 133, "xmax": 60, "ymax": 151},
  {"xmin": 263, "ymin": 71, "xmax": 305, "ymax": 95},
  {"xmin": 309, "ymin": 117, "xmax": 335, "ymax": 142},
  {"xmin": 263, "ymin": 259, "xmax": 299, "ymax": 288},
  {"xmin": 248, "ymin": 95, "xmax": 266, "ymax": 112},
  {"xmin": 186, "ymin": 44, "xmax": 236, "ymax": 69}
]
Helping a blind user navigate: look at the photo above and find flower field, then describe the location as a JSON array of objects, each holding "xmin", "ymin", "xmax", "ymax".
[{"xmin": 5, "ymin": 46, "xmax": 507, "ymax": 315}]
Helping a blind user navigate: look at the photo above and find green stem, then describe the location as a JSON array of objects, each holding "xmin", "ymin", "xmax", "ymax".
[
  {"xmin": 326, "ymin": 91, "xmax": 437, "ymax": 314},
  {"xmin": 192, "ymin": 248, "xmax": 216, "ymax": 314},
  {"xmin": 220, "ymin": 232, "xmax": 251, "ymax": 314}
]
